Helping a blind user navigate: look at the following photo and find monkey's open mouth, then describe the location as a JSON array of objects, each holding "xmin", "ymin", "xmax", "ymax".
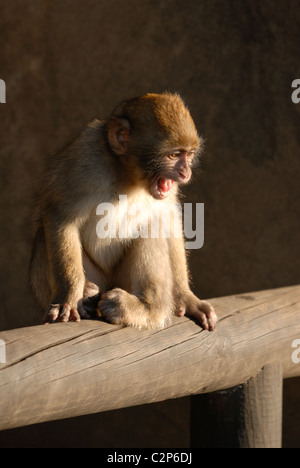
[{"xmin": 150, "ymin": 177, "xmax": 174, "ymax": 200}]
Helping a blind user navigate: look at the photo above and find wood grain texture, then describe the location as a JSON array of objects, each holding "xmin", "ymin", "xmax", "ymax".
[
  {"xmin": 240, "ymin": 363, "xmax": 283, "ymax": 448},
  {"xmin": 0, "ymin": 285, "xmax": 300, "ymax": 431}
]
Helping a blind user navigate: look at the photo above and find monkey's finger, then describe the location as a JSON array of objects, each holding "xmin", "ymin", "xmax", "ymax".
[
  {"xmin": 69, "ymin": 308, "xmax": 81, "ymax": 322},
  {"xmin": 198, "ymin": 301, "xmax": 217, "ymax": 331},
  {"xmin": 175, "ymin": 306, "xmax": 186, "ymax": 317},
  {"xmin": 207, "ymin": 312, "xmax": 218, "ymax": 331},
  {"xmin": 193, "ymin": 311, "xmax": 209, "ymax": 330},
  {"xmin": 43, "ymin": 305, "xmax": 60, "ymax": 324},
  {"xmin": 185, "ymin": 306, "xmax": 209, "ymax": 331},
  {"xmin": 57, "ymin": 304, "xmax": 71, "ymax": 322}
]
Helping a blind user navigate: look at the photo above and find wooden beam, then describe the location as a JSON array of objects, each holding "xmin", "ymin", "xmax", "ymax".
[{"xmin": 0, "ymin": 285, "xmax": 300, "ymax": 431}]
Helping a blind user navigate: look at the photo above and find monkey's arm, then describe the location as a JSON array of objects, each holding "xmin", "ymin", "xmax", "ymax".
[
  {"xmin": 168, "ymin": 235, "xmax": 217, "ymax": 331},
  {"xmin": 168, "ymin": 235, "xmax": 190, "ymax": 295},
  {"xmin": 43, "ymin": 214, "xmax": 86, "ymax": 323}
]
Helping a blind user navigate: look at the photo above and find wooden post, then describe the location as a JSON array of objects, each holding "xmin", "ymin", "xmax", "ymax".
[
  {"xmin": 191, "ymin": 363, "xmax": 283, "ymax": 448},
  {"xmin": 240, "ymin": 363, "xmax": 283, "ymax": 448}
]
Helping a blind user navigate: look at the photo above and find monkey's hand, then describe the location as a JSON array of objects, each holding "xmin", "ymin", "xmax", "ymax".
[
  {"xmin": 176, "ymin": 292, "xmax": 217, "ymax": 331},
  {"xmin": 44, "ymin": 303, "xmax": 82, "ymax": 323},
  {"xmin": 43, "ymin": 282, "xmax": 101, "ymax": 323}
]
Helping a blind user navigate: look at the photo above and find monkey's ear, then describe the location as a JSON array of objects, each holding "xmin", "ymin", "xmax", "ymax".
[{"xmin": 107, "ymin": 118, "xmax": 130, "ymax": 155}]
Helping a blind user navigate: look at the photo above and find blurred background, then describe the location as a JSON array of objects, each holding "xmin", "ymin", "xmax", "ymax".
[{"xmin": 0, "ymin": 0, "xmax": 299, "ymax": 448}]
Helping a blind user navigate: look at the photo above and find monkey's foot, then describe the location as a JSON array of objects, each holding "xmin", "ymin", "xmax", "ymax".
[
  {"xmin": 97, "ymin": 288, "xmax": 131, "ymax": 326},
  {"xmin": 98, "ymin": 288, "xmax": 173, "ymax": 329},
  {"xmin": 176, "ymin": 294, "xmax": 217, "ymax": 331},
  {"xmin": 97, "ymin": 288, "xmax": 150, "ymax": 328}
]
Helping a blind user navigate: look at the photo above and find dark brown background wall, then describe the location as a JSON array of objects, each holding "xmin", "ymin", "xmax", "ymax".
[{"xmin": 0, "ymin": 0, "xmax": 299, "ymax": 448}]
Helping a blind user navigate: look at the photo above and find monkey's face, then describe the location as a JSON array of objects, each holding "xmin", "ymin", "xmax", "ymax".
[
  {"xmin": 108, "ymin": 92, "xmax": 202, "ymax": 200},
  {"xmin": 148, "ymin": 149, "xmax": 197, "ymax": 200}
]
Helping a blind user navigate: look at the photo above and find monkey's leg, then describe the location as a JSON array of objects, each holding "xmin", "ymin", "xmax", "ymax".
[
  {"xmin": 98, "ymin": 238, "xmax": 174, "ymax": 329},
  {"xmin": 168, "ymin": 236, "xmax": 217, "ymax": 331}
]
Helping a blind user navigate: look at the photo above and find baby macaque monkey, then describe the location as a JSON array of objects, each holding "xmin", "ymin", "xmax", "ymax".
[{"xmin": 30, "ymin": 92, "xmax": 217, "ymax": 330}]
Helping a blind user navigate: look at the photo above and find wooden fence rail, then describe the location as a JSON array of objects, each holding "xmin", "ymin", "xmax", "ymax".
[{"xmin": 1, "ymin": 285, "xmax": 300, "ymax": 447}]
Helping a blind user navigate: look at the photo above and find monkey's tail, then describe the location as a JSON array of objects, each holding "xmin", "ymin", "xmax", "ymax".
[{"xmin": 29, "ymin": 227, "xmax": 52, "ymax": 308}]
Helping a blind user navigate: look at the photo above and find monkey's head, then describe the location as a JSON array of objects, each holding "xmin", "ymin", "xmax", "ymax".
[{"xmin": 107, "ymin": 92, "xmax": 202, "ymax": 200}]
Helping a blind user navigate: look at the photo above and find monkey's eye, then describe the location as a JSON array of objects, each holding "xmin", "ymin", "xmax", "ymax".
[{"xmin": 168, "ymin": 152, "xmax": 181, "ymax": 160}]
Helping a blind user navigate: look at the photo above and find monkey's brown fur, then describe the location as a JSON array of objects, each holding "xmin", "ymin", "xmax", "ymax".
[{"xmin": 30, "ymin": 92, "xmax": 217, "ymax": 330}]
